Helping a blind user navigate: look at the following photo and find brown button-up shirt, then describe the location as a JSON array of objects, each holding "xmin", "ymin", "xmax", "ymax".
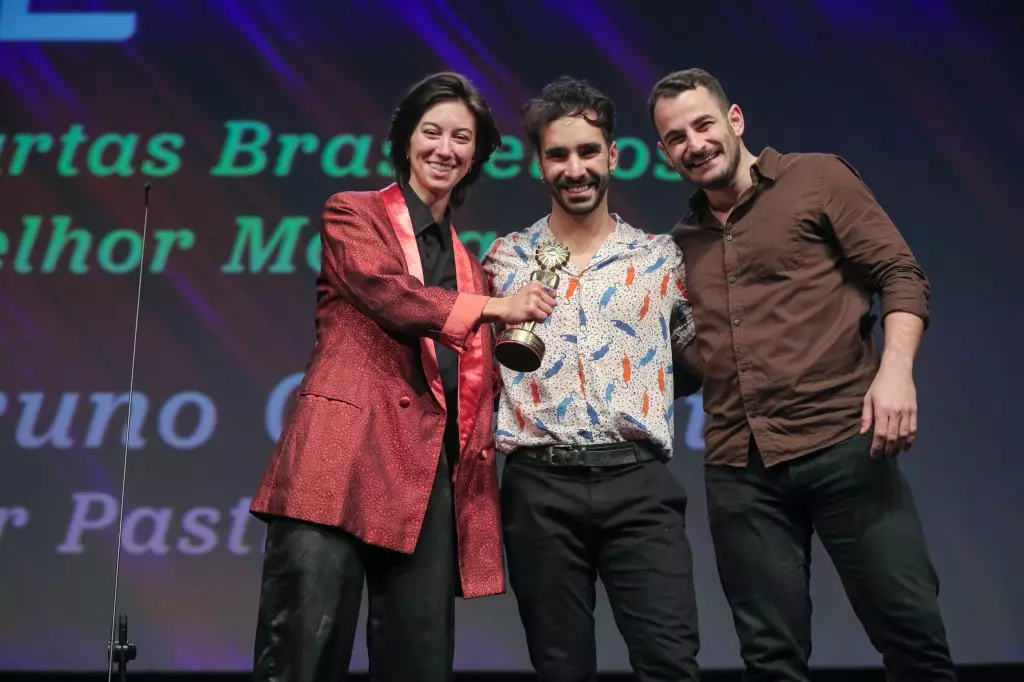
[{"xmin": 674, "ymin": 147, "xmax": 930, "ymax": 468}]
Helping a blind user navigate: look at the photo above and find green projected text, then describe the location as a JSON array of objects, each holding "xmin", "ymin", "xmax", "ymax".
[{"xmin": 0, "ymin": 121, "xmax": 682, "ymax": 182}]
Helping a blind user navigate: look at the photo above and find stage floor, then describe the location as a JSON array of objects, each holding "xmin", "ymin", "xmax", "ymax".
[{"xmin": 5, "ymin": 666, "xmax": 1022, "ymax": 682}]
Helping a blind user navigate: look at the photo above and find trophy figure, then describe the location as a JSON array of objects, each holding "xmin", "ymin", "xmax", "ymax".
[{"xmin": 494, "ymin": 239, "xmax": 571, "ymax": 373}]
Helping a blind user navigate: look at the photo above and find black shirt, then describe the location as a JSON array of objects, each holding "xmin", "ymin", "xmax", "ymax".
[{"xmin": 401, "ymin": 184, "xmax": 460, "ymax": 451}]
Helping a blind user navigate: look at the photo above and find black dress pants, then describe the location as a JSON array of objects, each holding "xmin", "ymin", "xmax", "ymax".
[
  {"xmin": 501, "ymin": 451, "xmax": 701, "ymax": 681},
  {"xmin": 252, "ymin": 448, "xmax": 456, "ymax": 682},
  {"xmin": 705, "ymin": 431, "xmax": 956, "ymax": 681}
]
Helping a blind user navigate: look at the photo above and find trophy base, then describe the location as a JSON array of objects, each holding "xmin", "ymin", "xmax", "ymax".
[{"xmin": 494, "ymin": 328, "xmax": 545, "ymax": 373}]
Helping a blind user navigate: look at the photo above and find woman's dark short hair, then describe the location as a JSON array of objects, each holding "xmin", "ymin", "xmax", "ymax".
[
  {"xmin": 387, "ymin": 72, "xmax": 502, "ymax": 209},
  {"xmin": 521, "ymin": 76, "xmax": 616, "ymax": 152}
]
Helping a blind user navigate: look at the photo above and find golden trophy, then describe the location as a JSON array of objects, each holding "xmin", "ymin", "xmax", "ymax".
[{"xmin": 494, "ymin": 239, "xmax": 571, "ymax": 373}]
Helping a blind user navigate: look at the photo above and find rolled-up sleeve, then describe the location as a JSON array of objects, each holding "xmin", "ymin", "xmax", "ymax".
[{"xmin": 819, "ymin": 155, "xmax": 931, "ymax": 328}]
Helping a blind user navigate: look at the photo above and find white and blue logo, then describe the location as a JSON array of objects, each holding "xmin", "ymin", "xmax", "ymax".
[{"xmin": 0, "ymin": 0, "xmax": 136, "ymax": 42}]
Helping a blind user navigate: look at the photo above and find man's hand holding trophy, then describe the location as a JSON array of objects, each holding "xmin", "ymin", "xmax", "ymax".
[{"xmin": 494, "ymin": 240, "xmax": 570, "ymax": 373}]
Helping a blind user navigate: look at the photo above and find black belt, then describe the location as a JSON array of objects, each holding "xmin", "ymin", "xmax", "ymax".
[{"xmin": 510, "ymin": 440, "xmax": 662, "ymax": 467}]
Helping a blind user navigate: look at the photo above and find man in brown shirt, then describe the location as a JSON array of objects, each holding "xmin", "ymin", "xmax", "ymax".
[{"xmin": 649, "ymin": 68, "xmax": 956, "ymax": 681}]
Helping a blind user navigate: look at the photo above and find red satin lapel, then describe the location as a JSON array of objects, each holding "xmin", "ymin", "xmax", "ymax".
[
  {"xmin": 380, "ymin": 184, "xmax": 422, "ymax": 282},
  {"xmin": 451, "ymin": 227, "xmax": 486, "ymax": 457},
  {"xmin": 380, "ymin": 184, "xmax": 445, "ymax": 409}
]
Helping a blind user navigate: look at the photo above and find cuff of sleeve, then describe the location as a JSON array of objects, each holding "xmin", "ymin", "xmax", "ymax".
[
  {"xmin": 881, "ymin": 296, "xmax": 930, "ymax": 330},
  {"xmin": 441, "ymin": 293, "xmax": 489, "ymax": 352},
  {"xmin": 671, "ymin": 324, "xmax": 695, "ymax": 350}
]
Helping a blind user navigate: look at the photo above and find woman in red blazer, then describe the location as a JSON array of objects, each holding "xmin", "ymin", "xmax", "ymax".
[{"xmin": 249, "ymin": 72, "xmax": 554, "ymax": 682}]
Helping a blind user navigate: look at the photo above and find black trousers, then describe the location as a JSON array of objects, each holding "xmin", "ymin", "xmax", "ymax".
[
  {"xmin": 252, "ymin": 448, "xmax": 456, "ymax": 682},
  {"xmin": 501, "ymin": 453, "xmax": 701, "ymax": 681},
  {"xmin": 706, "ymin": 431, "xmax": 956, "ymax": 681}
]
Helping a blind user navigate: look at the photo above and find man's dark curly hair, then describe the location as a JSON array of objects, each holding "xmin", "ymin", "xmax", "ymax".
[{"xmin": 521, "ymin": 76, "xmax": 616, "ymax": 152}]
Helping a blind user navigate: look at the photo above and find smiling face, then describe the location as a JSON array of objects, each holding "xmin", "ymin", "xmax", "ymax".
[
  {"xmin": 406, "ymin": 100, "xmax": 477, "ymax": 202},
  {"xmin": 538, "ymin": 114, "xmax": 618, "ymax": 216},
  {"xmin": 653, "ymin": 85, "xmax": 744, "ymax": 191}
]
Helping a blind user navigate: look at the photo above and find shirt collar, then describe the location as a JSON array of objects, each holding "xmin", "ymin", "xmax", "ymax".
[
  {"xmin": 686, "ymin": 146, "xmax": 781, "ymax": 212},
  {"xmin": 535, "ymin": 212, "xmax": 638, "ymax": 249},
  {"xmin": 401, "ymin": 183, "xmax": 452, "ymax": 236}
]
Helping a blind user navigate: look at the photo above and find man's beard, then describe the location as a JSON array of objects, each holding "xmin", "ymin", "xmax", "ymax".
[
  {"xmin": 684, "ymin": 139, "xmax": 740, "ymax": 190},
  {"xmin": 549, "ymin": 171, "xmax": 610, "ymax": 216}
]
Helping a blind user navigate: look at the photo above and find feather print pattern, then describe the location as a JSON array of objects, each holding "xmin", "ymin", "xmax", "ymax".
[
  {"xmin": 623, "ymin": 414, "xmax": 649, "ymax": 432},
  {"xmin": 543, "ymin": 358, "xmax": 565, "ymax": 379},
  {"xmin": 645, "ymin": 255, "xmax": 667, "ymax": 273},
  {"xmin": 482, "ymin": 215, "xmax": 696, "ymax": 461},
  {"xmin": 599, "ymin": 285, "xmax": 617, "ymax": 309},
  {"xmin": 556, "ymin": 396, "xmax": 573, "ymax": 422},
  {"xmin": 613, "ymin": 320, "xmax": 637, "ymax": 337}
]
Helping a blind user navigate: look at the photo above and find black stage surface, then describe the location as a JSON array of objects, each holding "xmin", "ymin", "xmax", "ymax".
[{"xmin": 5, "ymin": 667, "xmax": 1022, "ymax": 682}]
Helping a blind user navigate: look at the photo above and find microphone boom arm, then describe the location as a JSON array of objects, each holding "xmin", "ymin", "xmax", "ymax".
[{"xmin": 105, "ymin": 181, "xmax": 152, "ymax": 681}]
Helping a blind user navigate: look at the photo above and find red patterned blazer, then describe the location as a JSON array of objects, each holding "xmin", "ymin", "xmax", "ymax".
[{"xmin": 250, "ymin": 183, "xmax": 504, "ymax": 599}]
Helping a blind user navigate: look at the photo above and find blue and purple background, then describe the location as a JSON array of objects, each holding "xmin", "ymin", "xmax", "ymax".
[{"xmin": 0, "ymin": 0, "xmax": 1021, "ymax": 673}]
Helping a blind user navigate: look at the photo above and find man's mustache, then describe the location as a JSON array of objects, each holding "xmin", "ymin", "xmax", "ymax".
[
  {"xmin": 555, "ymin": 173, "xmax": 601, "ymax": 188},
  {"xmin": 684, "ymin": 146, "xmax": 722, "ymax": 168}
]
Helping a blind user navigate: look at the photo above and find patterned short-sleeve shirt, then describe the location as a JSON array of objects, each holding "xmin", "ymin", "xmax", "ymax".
[{"xmin": 482, "ymin": 214, "xmax": 695, "ymax": 459}]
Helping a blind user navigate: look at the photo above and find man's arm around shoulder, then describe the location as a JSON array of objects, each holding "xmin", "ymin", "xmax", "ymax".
[{"xmin": 665, "ymin": 238, "xmax": 703, "ymax": 398}]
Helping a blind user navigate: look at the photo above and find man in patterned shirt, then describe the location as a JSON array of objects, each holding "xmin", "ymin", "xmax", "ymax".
[{"xmin": 482, "ymin": 77, "xmax": 700, "ymax": 682}]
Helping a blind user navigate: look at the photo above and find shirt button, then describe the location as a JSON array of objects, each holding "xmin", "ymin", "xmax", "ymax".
[
  {"xmin": 399, "ymin": 396, "xmax": 411, "ymax": 407},
  {"xmin": 734, "ymin": 319, "xmax": 741, "ymax": 326},
  {"xmin": 729, "ymin": 276, "xmax": 737, "ymax": 284},
  {"xmin": 725, "ymin": 234, "xmax": 733, "ymax": 241}
]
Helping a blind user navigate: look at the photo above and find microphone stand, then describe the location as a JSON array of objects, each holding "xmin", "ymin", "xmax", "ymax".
[
  {"xmin": 108, "ymin": 615, "xmax": 136, "ymax": 682},
  {"xmin": 104, "ymin": 181, "xmax": 152, "ymax": 682}
]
